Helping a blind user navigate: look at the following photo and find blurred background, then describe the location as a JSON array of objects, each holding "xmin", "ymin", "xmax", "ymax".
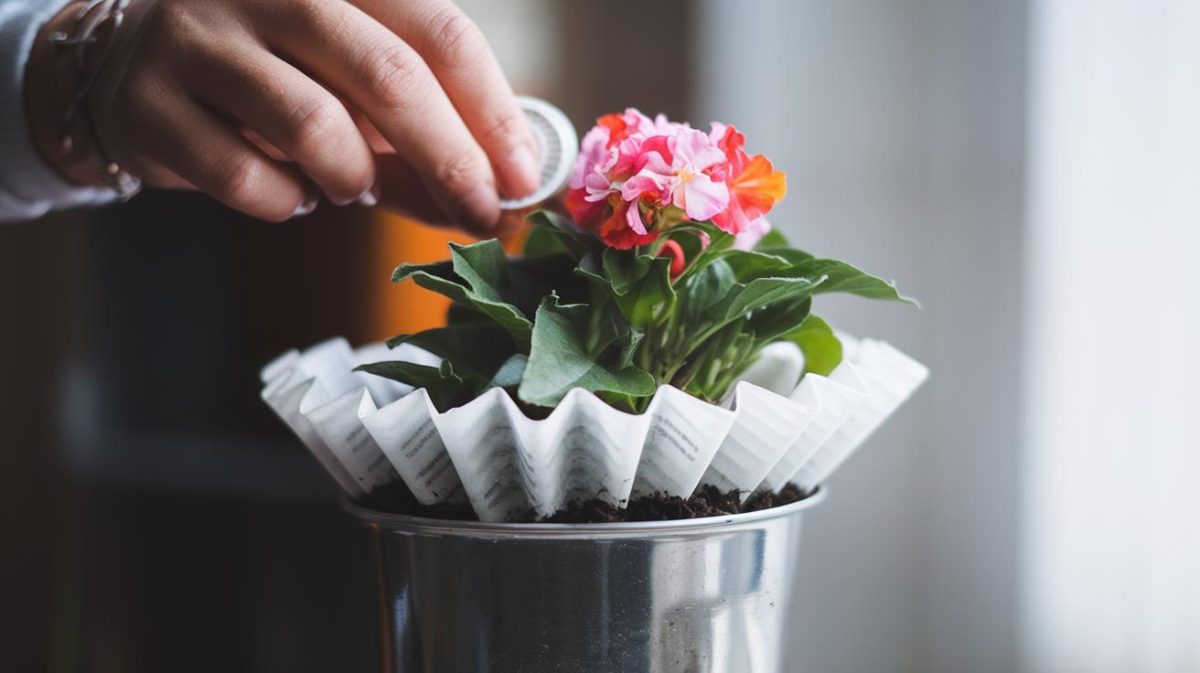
[{"xmin": 2, "ymin": 0, "xmax": 1198, "ymax": 671}]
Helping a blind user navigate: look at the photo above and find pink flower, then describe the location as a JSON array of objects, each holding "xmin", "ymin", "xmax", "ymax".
[
  {"xmin": 667, "ymin": 128, "xmax": 729, "ymax": 221},
  {"xmin": 733, "ymin": 217, "xmax": 772, "ymax": 250},
  {"xmin": 566, "ymin": 109, "xmax": 783, "ymax": 250}
]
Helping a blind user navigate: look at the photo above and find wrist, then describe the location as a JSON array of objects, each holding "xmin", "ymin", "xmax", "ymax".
[
  {"xmin": 25, "ymin": 1, "xmax": 107, "ymax": 188},
  {"xmin": 24, "ymin": 1, "xmax": 124, "ymax": 189}
]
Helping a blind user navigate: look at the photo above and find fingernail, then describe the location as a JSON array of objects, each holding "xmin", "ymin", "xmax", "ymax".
[
  {"xmin": 291, "ymin": 193, "xmax": 319, "ymax": 218},
  {"xmin": 459, "ymin": 183, "xmax": 500, "ymax": 231},
  {"xmin": 357, "ymin": 187, "xmax": 378, "ymax": 207},
  {"xmin": 498, "ymin": 143, "xmax": 539, "ymax": 199}
]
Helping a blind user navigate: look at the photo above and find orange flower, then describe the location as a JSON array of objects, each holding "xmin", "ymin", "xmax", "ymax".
[
  {"xmin": 596, "ymin": 113, "xmax": 633, "ymax": 148},
  {"xmin": 712, "ymin": 124, "xmax": 786, "ymax": 234}
]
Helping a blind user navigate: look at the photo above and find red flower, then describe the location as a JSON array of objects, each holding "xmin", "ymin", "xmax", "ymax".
[{"xmin": 595, "ymin": 197, "xmax": 659, "ymax": 250}]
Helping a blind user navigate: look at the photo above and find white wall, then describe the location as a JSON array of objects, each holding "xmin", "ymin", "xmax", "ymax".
[
  {"xmin": 697, "ymin": 1, "xmax": 1027, "ymax": 670},
  {"xmin": 1021, "ymin": 1, "xmax": 1200, "ymax": 671}
]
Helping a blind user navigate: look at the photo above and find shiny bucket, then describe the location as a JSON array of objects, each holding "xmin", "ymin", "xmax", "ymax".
[{"xmin": 346, "ymin": 489, "xmax": 824, "ymax": 673}]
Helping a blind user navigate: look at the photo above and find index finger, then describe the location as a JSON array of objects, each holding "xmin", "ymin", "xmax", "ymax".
[
  {"xmin": 259, "ymin": 0, "xmax": 501, "ymax": 231},
  {"xmin": 356, "ymin": 0, "xmax": 540, "ymax": 200}
]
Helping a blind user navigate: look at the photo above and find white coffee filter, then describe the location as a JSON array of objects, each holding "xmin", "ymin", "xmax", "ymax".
[
  {"xmin": 261, "ymin": 334, "xmax": 927, "ymax": 522},
  {"xmin": 701, "ymin": 380, "xmax": 818, "ymax": 500},
  {"xmin": 430, "ymin": 386, "xmax": 655, "ymax": 521},
  {"xmin": 628, "ymin": 385, "xmax": 737, "ymax": 500},
  {"xmin": 789, "ymin": 339, "xmax": 928, "ymax": 492},
  {"xmin": 758, "ymin": 374, "xmax": 853, "ymax": 493},
  {"xmin": 307, "ymin": 388, "xmax": 398, "ymax": 493},
  {"xmin": 725, "ymin": 341, "xmax": 806, "ymax": 399},
  {"xmin": 431, "ymin": 387, "xmax": 534, "ymax": 520},
  {"xmin": 361, "ymin": 388, "xmax": 464, "ymax": 505},
  {"xmin": 263, "ymin": 362, "xmax": 365, "ymax": 499}
]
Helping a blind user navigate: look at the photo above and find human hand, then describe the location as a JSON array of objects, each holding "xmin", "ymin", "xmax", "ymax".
[{"xmin": 26, "ymin": 0, "xmax": 539, "ymax": 233}]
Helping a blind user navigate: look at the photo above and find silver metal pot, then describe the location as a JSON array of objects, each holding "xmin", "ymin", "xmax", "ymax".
[{"xmin": 346, "ymin": 489, "xmax": 824, "ymax": 673}]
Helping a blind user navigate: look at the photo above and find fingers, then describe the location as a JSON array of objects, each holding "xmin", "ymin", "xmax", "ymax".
[
  {"xmin": 373, "ymin": 154, "xmax": 529, "ymax": 240},
  {"xmin": 373, "ymin": 153, "xmax": 454, "ymax": 228},
  {"xmin": 111, "ymin": 79, "xmax": 313, "ymax": 222},
  {"xmin": 187, "ymin": 46, "xmax": 376, "ymax": 206},
  {"xmin": 89, "ymin": 0, "xmax": 536, "ymax": 228},
  {"xmin": 358, "ymin": 0, "xmax": 539, "ymax": 199},
  {"xmin": 259, "ymin": 0, "xmax": 502, "ymax": 232}
]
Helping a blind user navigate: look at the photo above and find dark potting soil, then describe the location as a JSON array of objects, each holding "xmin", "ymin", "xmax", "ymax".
[
  {"xmin": 541, "ymin": 483, "xmax": 808, "ymax": 523},
  {"xmin": 362, "ymin": 481, "xmax": 810, "ymax": 524}
]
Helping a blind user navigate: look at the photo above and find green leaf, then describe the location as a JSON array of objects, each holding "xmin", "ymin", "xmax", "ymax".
[
  {"xmin": 700, "ymin": 330, "xmax": 757, "ymax": 398},
  {"xmin": 764, "ymin": 248, "xmax": 815, "ymax": 265},
  {"xmin": 446, "ymin": 302, "xmax": 490, "ymax": 325},
  {"xmin": 602, "ymin": 248, "xmax": 676, "ymax": 327},
  {"xmin": 507, "ymin": 253, "xmax": 588, "ymax": 313},
  {"xmin": 571, "ymin": 251, "xmax": 620, "ymax": 320},
  {"xmin": 487, "ymin": 354, "xmax": 528, "ymax": 389},
  {"xmin": 377, "ymin": 218, "xmax": 914, "ymax": 415},
  {"xmin": 670, "ymin": 271, "xmax": 822, "ymax": 399},
  {"xmin": 674, "ymin": 317, "xmax": 743, "ymax": 391},
  {"xmin": 524, "ymin": 210, "xmax": 592, "ymax": 258},
  {"xmin": 677, "ymin": 258, "xmax": 737, "ymax": 328},
  {"xmin": 574, "ymin": 251, "xmax": 605, "ymax": 285},
  {"xmin": 518, "ymin": 296, "xmax": 656, "ymax": 407},
  {"xmin": 387, "ymin": 324, "xmax": 514, "ymax": 380},
  {"xmin": 717, "ymin": 249, "xmax": 793, "ymax": 281},
  {"xmin": 400, "ymin": 272, "xmax": 533, "ymax": 350},
  {"xmin": 447, "ymin": 239, "xmax": 509, "ymax": 302},
  {"xmin": 755, "ymin": 228, "xmax": 792, "ymax": 251},
  {"xmin": 391, "ymin": 257, "xmax": 452, "ymax": 283},
  {"xmin": 356, "ymin": 359, "xmax": 460, "ymax": 387},
  {"xmin": 746, "ymin": 297, "xmax": 813, "ymax": 344},
  {"xmin": 790, "ymin": 258, "xmax": 917, "ymax": 304},
  {"xmin": 616, "ymin": 329, "xmax": 645, "ymax": 369},
  {"xmin": 669, "ymin": 220, "xmax": 734, "ymax": 251},
  {"xmin": 665, "ymin": 229, "xmax": 707, "ymax": 262},
  {"xmin": 355, "ymin": 360, "xmax": 473, "ymax": 411},
  {"xmin": 723, "ymin": 275, "xmax": 826, "ymax": 322},
  {"xmin": 602, "ymin": 248, "xmax": 653, "ymax": 296},
  {"xmin": 782, "ymin": 314, "xmax": 843, "ymax": 376},
  {"xmin": 393, "ymin": 239, "xmax": 533, "ymax": 349},
  {"xmin": 669, "ymin": 222, "xmax": 737, "ymax": 283},
  {"xmin": 522, "ymin": 223, "xmax": 568, "ymax": 256}
]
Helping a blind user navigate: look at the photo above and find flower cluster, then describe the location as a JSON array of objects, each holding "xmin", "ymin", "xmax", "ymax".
[{"xmin": 566, "ymin": 109, "xmax": 787, "ymax": 249}]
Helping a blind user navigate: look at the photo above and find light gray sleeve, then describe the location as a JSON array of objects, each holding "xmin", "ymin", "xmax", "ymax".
[{"xmin": 1, "ymin": 0, "xmax": 117, "ymax": 223}]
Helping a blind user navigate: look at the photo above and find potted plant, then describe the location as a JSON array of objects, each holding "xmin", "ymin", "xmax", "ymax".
[{"xmin": 262, "ymin": 106, "xmax": 926, "ymax": 673}]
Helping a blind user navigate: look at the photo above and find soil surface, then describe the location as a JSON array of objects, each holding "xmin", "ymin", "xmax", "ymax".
[{"xmin": 363, "ymin": 481, "xmax": 810, "ymax": 523}]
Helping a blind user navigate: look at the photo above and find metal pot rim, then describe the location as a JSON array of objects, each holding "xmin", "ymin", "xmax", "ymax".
[{"xmin": 344, "ymin": 487, "xmax": 825, "ymax": 538}]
